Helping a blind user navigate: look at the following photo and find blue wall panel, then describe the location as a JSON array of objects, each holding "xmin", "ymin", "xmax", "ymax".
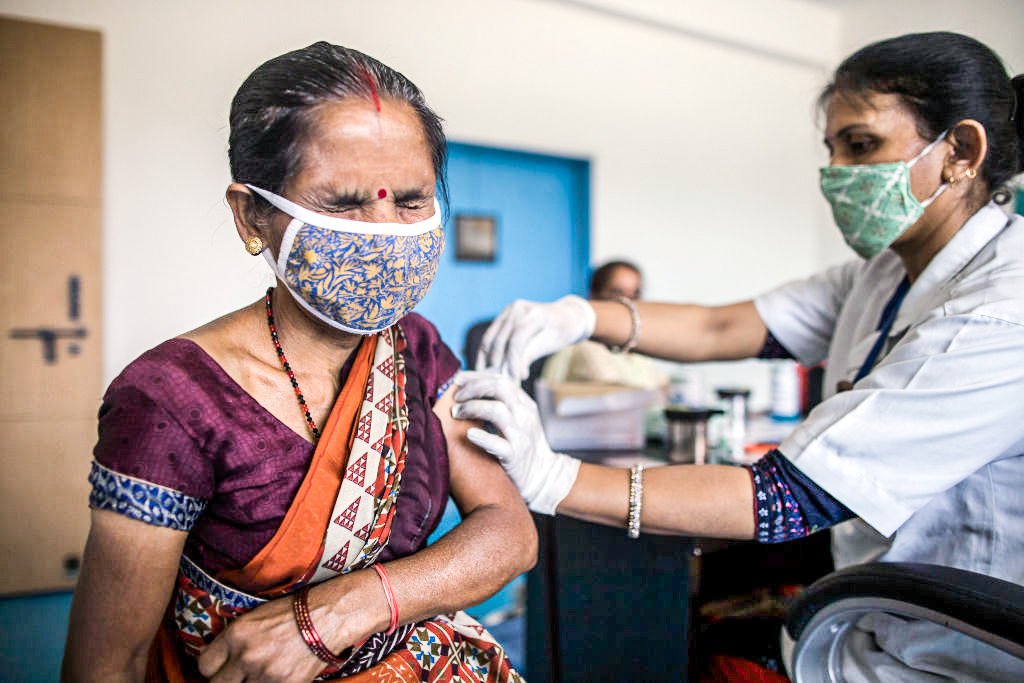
[
  {"xmin": 415, "ymin": 142, "xmax": 590, "ymax": 363},
  {"xmin": 419, "ymin": 142, "xmax": 590, "ymax": 627},
  {"xmin": 0, "ymin": 591, "xmax": 72, "ymax": 682}
]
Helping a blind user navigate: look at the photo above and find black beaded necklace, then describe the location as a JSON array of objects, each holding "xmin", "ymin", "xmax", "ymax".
[{"xmin": 264, "ymin": 287, "xmax": 320, "ymax": 441}]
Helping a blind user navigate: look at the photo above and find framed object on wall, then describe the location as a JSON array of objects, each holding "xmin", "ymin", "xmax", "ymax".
[{"xmin": 454, "ymin": 214, "xmax": 497, "ymax": 262}]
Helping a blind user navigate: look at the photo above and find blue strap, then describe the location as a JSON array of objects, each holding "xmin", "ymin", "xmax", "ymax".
[{"xmin": 853, "ymin": 276, "xmax": 910, "ymax": 383}]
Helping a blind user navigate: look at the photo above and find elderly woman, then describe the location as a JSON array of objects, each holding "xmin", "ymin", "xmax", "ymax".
[
  {"xmin": 459, "ymin": 32, "xmax": 1024, "ymax": 680},
  {"xmin": 62, "ymin": 43, "xmax": 534, "ymax": 682}
]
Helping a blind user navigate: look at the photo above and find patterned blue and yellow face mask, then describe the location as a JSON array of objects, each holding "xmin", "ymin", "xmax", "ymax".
[{"xmin": 247, "ymin": 185, "xmax": 444, "ymax": 335}]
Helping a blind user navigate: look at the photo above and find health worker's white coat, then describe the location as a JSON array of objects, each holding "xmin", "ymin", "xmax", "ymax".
[{"xmin": 756, "ymin": 202, "xmax": 1024, "ymax": 681}]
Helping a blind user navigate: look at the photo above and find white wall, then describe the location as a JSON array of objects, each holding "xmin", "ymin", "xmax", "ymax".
[
  {"xmin": 838, "ymin": 0, "xmax": 1024, "ymax": 67},
  {"xmin": 0, "ymin": 0, "xmax": 842, "ymax": 385}
]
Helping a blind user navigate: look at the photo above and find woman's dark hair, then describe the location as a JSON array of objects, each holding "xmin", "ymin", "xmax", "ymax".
[
  {"xmin": 590, "ymin": 260, "xmax": 642, "ymax": 298},
  {"xmin": 228, "ymin": 42, "xmax": 448, "ymax": 216},
  {"xmin": 820, "ymin": 32, "xmax": 1023, "ymax": 203}
]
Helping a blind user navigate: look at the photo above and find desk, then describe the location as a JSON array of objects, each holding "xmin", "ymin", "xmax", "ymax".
[
  {"xmin": 524, "ymin": 447, "xmax": 832, "ymax": 682},
  {"xmin": 527, "ymin": 511, "xmax": 694, "ymax": 682}
]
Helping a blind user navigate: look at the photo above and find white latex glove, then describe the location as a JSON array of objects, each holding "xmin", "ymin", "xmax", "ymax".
[
  {"xmin": 452, "ymin": 370, "xmax": 580, "ymax": 515},
  {"xmin": 478, "ymin": 295, "xmax": 596, "ymax": 381}
]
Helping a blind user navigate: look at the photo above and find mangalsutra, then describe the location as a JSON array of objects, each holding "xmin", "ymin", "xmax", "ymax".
[{"xmin": 265, "ymin": 287, "xmax": 320, "ymax": 440}]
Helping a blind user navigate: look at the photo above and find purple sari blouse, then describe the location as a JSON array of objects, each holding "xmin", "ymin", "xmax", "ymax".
[{"xmin": 89, "ymin": 313, "xmax": 460, "ymax": 573}]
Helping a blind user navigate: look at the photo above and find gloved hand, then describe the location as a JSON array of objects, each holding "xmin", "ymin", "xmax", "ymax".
[
  {"xmin": 452, "ymin": 370, "xmax": 580, "ymax": 515},
  {"xmin": 478, "ymin": 295, "xmax": 596, "ymax": 381}
]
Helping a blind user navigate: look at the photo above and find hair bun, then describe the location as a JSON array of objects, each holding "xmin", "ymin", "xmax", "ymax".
[
  {"xmin": 1012, "ymin": 75, "xmax": 1024, "ymax": 176},
  {"xmin": 1013, "ymin": 74, "xmax": 1024, "ymax": 130}
]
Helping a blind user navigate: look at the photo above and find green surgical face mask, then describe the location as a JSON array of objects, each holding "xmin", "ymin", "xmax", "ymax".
[{"xmin": 820, "ymin": 130, "xmax": 949, "ymax": 259}]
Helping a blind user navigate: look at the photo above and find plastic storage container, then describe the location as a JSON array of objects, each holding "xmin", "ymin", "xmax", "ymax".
[{"xmin": 535, "ymin": 380, "xmax": 659, "ymax": 450}]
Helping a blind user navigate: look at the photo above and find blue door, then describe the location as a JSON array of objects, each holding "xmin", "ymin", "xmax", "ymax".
[
  {"xmin": 418, "ymin": 142, "xmax": 589, "ymax": 634},
  {"xmin": 415, "ymin": 142, "xmax": 590, "ymax": 363}
]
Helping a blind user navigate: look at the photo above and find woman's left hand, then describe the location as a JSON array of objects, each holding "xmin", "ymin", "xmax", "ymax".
[{"xmin": 197, "ymin": 594, "xmax": 327, "ymax": 683}]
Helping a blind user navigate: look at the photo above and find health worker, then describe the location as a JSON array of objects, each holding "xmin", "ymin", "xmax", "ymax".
[{"xmin": 456, "ymin": 31, "xmax": 1024, "ymax": 681}]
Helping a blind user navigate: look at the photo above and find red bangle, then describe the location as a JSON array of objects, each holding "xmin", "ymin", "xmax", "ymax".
[
  {"xmin": 292, "ymin": 587, "xmax": 345, "ymax": 667},
  {"xmin": 372, "ymin": 564, "xmax": 399, "ymax": 634}
]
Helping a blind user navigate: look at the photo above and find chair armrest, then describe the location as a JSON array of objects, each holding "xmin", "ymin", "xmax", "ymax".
[{"xmin": 785, "ymin": 562, "xmax": 1024, "ymax": 682}]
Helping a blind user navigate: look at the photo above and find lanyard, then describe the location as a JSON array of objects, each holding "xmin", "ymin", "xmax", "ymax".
[{"xmin": 853, "ymin": 276, "xmax": 910, "ymax": 383}]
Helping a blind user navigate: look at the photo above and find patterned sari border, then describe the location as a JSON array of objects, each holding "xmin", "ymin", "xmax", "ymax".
[
  {"xmin": 436, "ymin": 371, "xmax": 456, "ymax": 400},
  {"xmin": 88, "ymin": 460, "xmax": 207, "ymax": 531},
  {"xmin": 179, "ymin": 555, "xmax": 265, "ymax": 610}
]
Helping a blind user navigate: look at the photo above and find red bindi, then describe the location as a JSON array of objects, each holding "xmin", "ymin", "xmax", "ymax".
[{"xmin": 377, "ymin": 188, "xmax": 387, "ymax": 199}]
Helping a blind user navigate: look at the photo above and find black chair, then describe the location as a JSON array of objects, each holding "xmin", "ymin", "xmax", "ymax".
[
  {"xmin": 785, "ymin": 562, "xmax": 1024, "ymax": 681},
  {"xmin": 463, "ymin": 318, "xmax": 546, "ymax": 397}
]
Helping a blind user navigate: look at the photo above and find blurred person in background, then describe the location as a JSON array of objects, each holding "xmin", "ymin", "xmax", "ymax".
[{"xmin": 540, "ymin": 260, "xmax": 666, "ymax": 391}]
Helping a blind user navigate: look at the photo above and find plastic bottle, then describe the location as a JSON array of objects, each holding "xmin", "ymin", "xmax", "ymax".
[
  {"xmin": 668, "ymin": 368, "xmax": 704, "ymax": 407},
  {"xmin": 716, "ymin": 387, "xmax": 751, "ymax": 462},
  {"xmin": 770, "ymin": 360, "xmax": 802, "ymax": 421}
]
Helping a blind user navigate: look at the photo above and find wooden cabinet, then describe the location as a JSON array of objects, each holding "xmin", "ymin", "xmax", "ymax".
[{"xmin": 0, "ymin": 16, "xmax": 103, "ymax": 595}]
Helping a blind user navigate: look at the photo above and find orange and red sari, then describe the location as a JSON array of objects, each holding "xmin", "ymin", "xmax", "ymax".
[{"xmin": 145, "ymin": 327, "xmax": 522, "ymax": 682}]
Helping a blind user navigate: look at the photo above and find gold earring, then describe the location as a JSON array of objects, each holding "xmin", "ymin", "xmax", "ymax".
[
  {"xmin": 965, "ymin": 168, "xmax": 977, "ymax": 179},
  {"xmin": 947, "ymin": 171, "xmax": 959, "ymax": 185},
  {"xmin": 245, "ymin": 236, "xmax": 265, "ymax": 255}
]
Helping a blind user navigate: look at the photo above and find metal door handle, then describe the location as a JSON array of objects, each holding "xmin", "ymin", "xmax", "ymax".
[
  {"xmin": 9, "ymin": 327, "xmax": 88, "ymax": 364},
  {"xmin": 7, "ymin": 275, "xmax": 88, "ymax": 364}
]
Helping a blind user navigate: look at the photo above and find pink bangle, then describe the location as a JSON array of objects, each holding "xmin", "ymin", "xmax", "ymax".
[
  {"xmin": 372, "ymin": 564, "xmax": 399, "ymax": 634},
  {"xmin": 292, "ymin": 587, "xmax": 345, "ymax": 668}
]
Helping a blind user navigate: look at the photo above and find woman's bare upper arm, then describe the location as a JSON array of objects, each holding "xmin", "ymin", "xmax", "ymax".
[
  {"xmin": 433, "ymin": 387, "xmax": 524, "ymax": 516},
  {"xmin": 64, "ymin": 508, "xmax": 187, "ymax": 678}
]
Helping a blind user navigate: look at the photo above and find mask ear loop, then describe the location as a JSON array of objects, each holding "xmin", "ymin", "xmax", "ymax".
[
  {"xmin": 908, "ymin": 129, "xmax": 952, "ymax": 209},
  {"xmin": 262, "ymin": 218, "xmax": 303, "ymax": 278},
  {"xmin": 907, "ymin": 129, "xmax": 950, "ymax": 168},
  {"xmin": 245, "ymin": 184, "xmax": 441, "ymax": 237}
]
